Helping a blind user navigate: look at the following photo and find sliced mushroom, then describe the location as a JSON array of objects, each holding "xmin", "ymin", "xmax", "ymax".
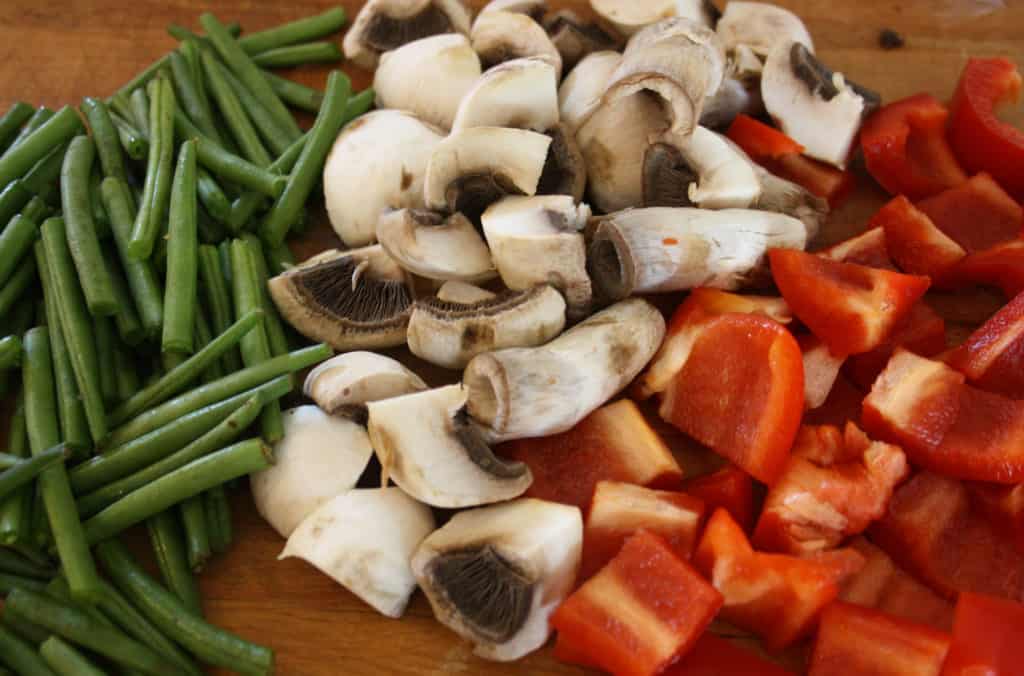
[
  {"xmin": 586, "ymin": 207, "xmax": 808, "ymax": 301},
  {"xmin": 281, "ymin": 488, "xmax": 436, "ymax": 618},
  {"xmin": 423, "ymin": 126, "xmax": 552, "ymax": 223},
  {"xmin": 716, "ymin": 1, "xmax": 814, "ymax": 59},
  {"xmin": 699, "ymin": 76, "xmax": 759, "ymax": 129},
  {"xmin": 543, "ymin": 10, "xmax": 620, "ymax": 71},
  {"xmin": 481, "ymin": 195, "xmax": 593, "ymax": 318},
  {"xmin": 343, "ymin": 0, "xmax": 473, "ymax": 70},
  {"xmin": 408, "ymin": 285, "xmax": 566, "ymax": 369},
  {"xmin": 477, "ymin": 0, "xmax": 546, "ymax": 19},
  {"xmin": 324, "ymin": 110, "xmax": 444, "ymax": 248},
  {"xmin": 762, "ymin": 41, "xmax": 881, "ymax": 168},
  {"xmin": 590, "ymin": 0, "xmax": 718, "ymax": 37},
  {"xmin": 251, "ymin": 406, "xmax": 375, "ymax": 538},
  {"xmin": 367, "ymin": 385, "xmax": 533, "ymax": 507},
  {"xmin": 373, "ymin": 34, "xmax": 482, "ymax": 130},
  {"xmin": 451, "ymin": 57, "xmax": 559, "ymax": 133},
  {"xmin": 470, "ymin": 10, "xmax": 563, "ymax": 79},
  {"xmin": 463, "ymin": 298, "xmax": 665, "ymax": 441},
  {"xmin": 558, "ymin": 50, "xmax": 622, "ymax": 132},
  {"xmin": 411, "ymin": 498, "xmax": 582, "ymax": 661},
  {"xmin": 269, "ymin": 246, "xmax": 413, "ymax": 351},
  {"xmin": 436, "ymin": 280, "xmax": 499, "ymax": 304},
  {"xmin": 749, "ymin": 162, "xmax": 828, "ymax": 241},
  {"xmin": 304, "ymin": 352, "xmax": 427, "ymax": 415},
  {"xmin": 536, "ymin": 123, "xmax": 587, "ymax": 203},
  {"xmin": 376, "ymin": 209, "xmax": 495, "ymax": 282}
]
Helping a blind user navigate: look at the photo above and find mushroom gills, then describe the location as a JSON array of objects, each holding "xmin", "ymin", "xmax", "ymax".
[
  {"xmin": 543, "ymin": 10, "xmax": 620, "ymax": 70},
  {"xmin": 376, "ymin": 209, "xmax": 495, "ymax": 282},
  {"xmin": 304, "ymin": 351, "xmax": 427, "ymax": 414},
  {"xmin": 344, "ymin": 0, "xmax": 473, "ymax": 69},
  {"xmin": 536, "ymin": 123, "xmax": 587, "ymax": 203},
  {"xmin": 790, "ymin": 43, "xmax": 880, "ymax": 110},
  {"xmin": 470, "ymin": 10, "xmax": 563, "ymax": 79}
]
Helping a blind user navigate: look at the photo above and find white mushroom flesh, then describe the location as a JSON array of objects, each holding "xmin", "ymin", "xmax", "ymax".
[
  {"xmin": 343, "ymin": 0, "xmax": 474, "ymax": 70},
  {"xmin": 590, "ymin": 0, "xmax": 716, "ymax": 37},
  {"xmin": 376, "ymin": 209, "xmax": 496, "ymax": 282},
  {"xmin": 470, "ymin": 10, "xmax": 563, "ymax": 79},
  {"xmin": 303, "ymin": 352, "xmax": 427, "ymax": 414},
  {"xmin": 451, "ymin": 57, "xmax": 559, "ymax": 133},
  {"xmin": 716, "ymin": 1, "xmax": 814, "ymax": 58},
  {"xmin": 558, "ymin": 50, "xmax": 622, "ymax": 132}
]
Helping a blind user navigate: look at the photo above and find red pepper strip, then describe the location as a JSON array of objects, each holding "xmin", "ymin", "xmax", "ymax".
[
  {"xmin": 497, "ymin": 399, "xmax": 682, "ymax": 512},
  {"xmin": 861, "ymin": 93, "xmax": 967, "ymax": 200},
  {"xmin": 805, "ymin": 374, "xmax": 868, "ymax": 428},
  {"xmin": 551, "ymin": 530, "xmax": 723, "ymax": 676},
  {"xmin": 683, "ymin": 465, "xmax": 754, "ymax": 533},
  {"xmin": 844, "ymin": 302, "xmax": 947, "ymax": 390},
  {"xmin": 868, "ymin": 471, "xmax": 1024, "ymax": 601},
  {"xmin": 818, "ymin": 227, "xmax": 897, "ymax": 270},
  {"xmin": 916, "ymin": 173, "xmax": 1023, "ymax": 254},
  {"xmin": 946, "ymin": 289, "xmax": 1024, "ymax": 397},
  {"xmin": 809, "ymin": 602, "xmax": 951, "ymax": 676},
  {"xmin": 870, "ymin": 196, "xmax": 967, "ymax": 278},
  {"xmin": 800, "ymin": 334, "xmax": 846, "ymax": 410},
  {"xmin": 942, "ymin": 239, "xmax": 1024, "ymax": 298},
  {"xmin": 726, "ymin": 113, "xmax": 805, "ymax": 158},
  {"xmin": 967, "ymin": 482, "xmax": 1024, "ymax": 555},
  {"xmin": 942, "ymin": 592, "xmax": 1024, "ymax": 675},
  {"xmin": 663, "ymin": 634, "xmax": 795, "ymax": 676},
  {"xmin": 948, "ymin": 57, "xmax": 1024, "ymax": 201}
]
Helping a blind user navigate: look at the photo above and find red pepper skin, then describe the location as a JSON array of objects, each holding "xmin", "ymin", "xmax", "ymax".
[
  {"xmin": 805, "ymin": 374, "xmax": 869, "ymax": 428},
  {"xmin": 726, "ymin": 113, "xmax": 805, "ymax": 158},
  {"xmin": 916, "ymin": 173, "xmax": 1023, "ymax": 254},
  {"xmin": 946, "ymin": 289, "xmax": 1024, "ymax": 397},
  {"xmin": 870, "ymin": 196, "xmax": 967, "ymax": 278},
  {"xmin": 809, "ymin": 602, "xmax": 951, "ymax": 676},
  {"xmin": 943, "ymin": 239, "xmax": 1024, "ymax": 298},
  {"xmin": 948, "ymin": 57, "xmax": 1024, "ymax": 201},
  {"xmin": 966, "ymin": 482, "xmax": 1024, "ymax": 555},
  {"xmin": 662, "ymin": 634, "xmax": 795, "ymax": 676},
  {"xmin": 683, "ymin": 465, "xmax": 755, "ymax": 533},
  {"xmin": 861, "ymin": 94, "xmax": 967, "ymax": 200},
  {"xmin": 941, "ymin": 592, "xmax": 1024, "ymax": 675},
  {"xmin": 844, "ymin": 302, "xmax": 947, "ymax": 390},
  {"xmin": 819, "ymin": 227, "xmax": 896, "ymax": 270}
]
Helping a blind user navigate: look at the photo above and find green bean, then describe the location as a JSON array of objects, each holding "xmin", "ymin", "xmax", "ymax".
[
  {"xmin": 179, "ymin": 495, "xmax": 211, "ymax": 573},
  {"xmin": 128, "ymin": 77, "xmax": 176, "ymax": 261},
  {"xmin": 0, "ymin": 395, "xmax": 29, "ymax": 545},
  {"xmin": 147, "ymin": 511, "xmax": 202, "ymax": 614},
  {"xmin": 0, "ymin": 214, "xmax": 37, "ymax": 289},
  {"xmin": 162, "ymin": 140, "xmax": 199, "ymax": 354},
  {"xmin": 243, "ymin": 235, "xmax": 289, "ymax": 356},
  {"xmin": 0, "ymin": 102, "xmax": 35, "ymax": 155},
  {"xmin": 0, "ymin": 571, "xmax": 47, "ymax": 594},
  {"xmin": 167, "ymin": 20, "xmax": 242, "ymax": 45},
  {"xmin": 0, "ymin": 546, "xmax": 53, "ymax": 579},
  {"xmin": 262, "ymin": 70, "xmax": 350, "ymax": 245},
  {"xmin": 0, "ymin": 106, "xmax": 83, "ymax": 189},
  {"xmin": 344, "ymin": 87, "xmax": 376, "ymax": 121},
  {"xmin": 61, "ymin": 136, "xmax": 118, "ymax": 315},
  {"xmin": 197, "ymin": 168, "xmax": 231, "ymax": 222},
  {"xmin": 169, "ymin": 50, "xmax": 223, "ymax": 146},
  {"xmin": 81, "ymin": 98, "xmax": 128, "ymax": 183},
  {"xmin": 128, "ymin": 87, "xmax": 150, "ymax": 136},
  {"xmin": 204, "ymin": 485, "xmax": 233, "ymax": 554},
  {"xmin": 2, "ymin": 605, "xmax": 51, "ymax": 646},
  {"xmin": 196, "ymin": 205, "xmax": 227, "ymax": 245},
  {"xmin": 0, "ymin": 181, "xmax": 31, "ymax": 226},
  {"xmin": 0, "ymin": 625, "xmax": 55, "ymax": 676},
  {"xmin": 1, "ymin": 107, "xmax": 54, "ymax": 160},
  {"xmin": 218, "ymin": 59, "xmax": 294, "ymax": 155},
  {"xmin": 262, "ymin": 70, "xmax": 324, "ymax": 112},
  {"xmin": 194, "ymin": 305, "xmax": 223, "ymax": 383},
  {"xmin": 0, "ymin": 446, "xmax": 66, "ymax": 503},
  {"xmin": 28, "ymin": 492, "xmax": 52, "ymax": 551},
  {"xmin": 201, "ymin": 52, "xmax": 272, "ymax": 167},
  {"xmin": 113, "ymin": 346, "xmax": 139, "ymax": 403},
  {"xmin": 0, "ymin": 256, "xmax": 35, "ymax": 317},
  {"xmin": 87, "ymin": 170, "xmax": 112, "ymax": 241},
  {"xmin": 263, "ymin": 239, "xmax": 295, "ymax": 277},
  {"xmin": 108, "ymin": 55, "xmax": 170, "ymax": 105},
  {"xmin": 198, "ymin": 244, "xmax": 242, "ymax": 373},
  {"xmin": 21, "ymin": 142, "xmax": 68, "ymax": 205},
  {"xmin": 109, "ymin": 114, "xmax": 147, "ymax": 161},
  {"xmin": 19, "ymin": 195, "xmax": 50, "ymax": 224},
  {"xmin": 239, "ymin": 7, "xmax": 346, "ymax": 54},
  {"xmin": 187, "ymin": 130, "xmax": 285, "ymax": 198},
  {"xmin": 93, "ymin": 316, "xmax": 118, "ymax": 405},
  {"xmin": 0, "ymin": 453, "xmax": 24, "ymax": 469},
  {"xmin": 39, "ymin": 636, "xmax": 107, "ymax": 676},
  {"xmin": 252, "ymin": 41, "xmax": 342, "ymax": 68},
  {"xmin": 0, "ymin": 335, "xmax": 21, "ymax": 369},
  {"xmin": 22, "ymin": 328, "xmax": 102, "ymax": 603},
  {"xmin": 227, "ymin": 192, "xmax": 264, "ymax": 233},
  {"xmin": 102, "ymin": 252, "xmax": 145, "ymax": 346},
  {"xmin": 39, "ymin": 219, "xmax": 107, "ymax": 445}
]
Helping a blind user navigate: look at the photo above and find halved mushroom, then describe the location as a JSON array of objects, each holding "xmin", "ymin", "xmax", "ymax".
[
  {"xmin": 411, "ymin": 498, "xmax": 582, "ymax": 661},
  {"xmin": 590, "ymin": 0, "xmax": 718, "ymax": 37},
  {"xmin": 748, "ymin": 161, "xmax": 828, "ymax": 241},
  {"xmin": 558, "ymin": 50, "xmax": 622, "ymax": 132},
  {"xmin": 451, "ymin": 58, "xmax": 559, "ymax": 133},
  {"xmin": 477, "ymin": 0, "xmax": 546, "ymax": 19},
  {"xmin": 543, "ymin": 10, "xmax": 620, "ymax": 71},
  {"xmin": 343, "ymin": 0, "xmax": 473, "ymax": 70},
  {"xmin": 762, "ymin": 41, "xmax": 881, "ymax": 168},
  {"xmin": 269, "ymin": 246, "xmax": 413, "ymax": 351},
  {"xmin": 423, "ymin": 126, "xmax": 552, "ymax": 223},
  {"xmin": 376, "ymin": 209, "xmax": 495, "ymax": 282},
  {"xmin": 463, "ymin": 298, "xmax": 665, "ymax": 441},
  {"xmin": 324, "ymin": 110, "xmax": 444, "ymax": 248},
  {"xmin": 470, "ymin": 10, "xmax": 563, "ymax": 79},
  {"xmin": 408, "ymin": 284, "xmax": 566, "ymax": 369},
  {"xmin": 481, "ymin": 195, "xmax": 593, "ymax": 318},
  {"xmin": 281, "ymin": 488, "xmax": 436, "ymax": 618},
  {"xmin": 304, "ymin": 352, "xmax": 427, "ymax": 415},
  {"xmin": 586, "ymin": 207, "xmax": 808, "ymax": 301},
  {"xmin": 536, "ymin": 123, "xmax": 587, "ymax": 203},
  {"xmin": 366, "ymin": 385, "xmax": 533, "ymax": 507},
  {"xmin": 699, "ymin": 76, "xmax": 759, "ymax": 129},
  {"xmin": 373, "ymin": 34, "xmax": 482, "ymax": 130},
  {"xmin": 436, "ymin": 280, "xmax": 499, "ymax": 304},
  {"xmin": 251, "ymin": 406, "xmax": 375, "ymax": 538},
  {"xmin": 716, "ymin": 1, "xmax": 814, "ymax": 59}
]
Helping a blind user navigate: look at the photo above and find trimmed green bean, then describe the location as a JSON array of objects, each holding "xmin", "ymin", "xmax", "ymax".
[
  {"xmin": 197, "ymin": 168, "xmax": 231, "ymax": 222},
  {"xmin": 0, "ymin": 102, "xmax": 35, "ymax": 155},
  {"xmin": 88, "ymin": 170, "xmax": 111, "ymax": 240},
  {"xmin": 0, "ymin": 335, "xmax": 21, "ymax": 369},
  {"xmin": 147, "ymin": 511, "xmax": 202, "ymax": 614},
  {"xmin": 39, "ymin": 636, "xmax": 107, "ymax": 676},
  {"xmin": 0, "ymin": 625, "xmax": 55, "ymax": 676},
  {"xmin": 0, "ymin": 256, "xmax": 35, "ymax": 317},
  {"xmin": 198, "ymin": 244, "xmax": 242, "ymax": 373},
  {"xmin": 0, "ymin": 181, "xmax": 32, "ymax": 227},
  {"xmin": 102, "ymin": 252, "xmax": 145, "ymax": 346},
  {"xmin": 1, "ymin": 107, "xmax": 54, "ymax": 159},
  {"xmin": 81, "ymin": 98, "xmax": 127, "ymax": 182},
  {"xmin": 243, "ymin": 234, "xmax": 289, "ymax": 356},
  {"xmin": 0, "ymin": 106, "xmax": 82, "ymax": 189},
  {"xmin": 0, "ymin": 571, "xmax": 47, "ymax": 594},
  {"xmin": 113, "ymin": 346, "xmax": 139, "ymax": 402},
  {"xmin": 218, "ymin": 60, "xmax": 294, "ymax": 156},
  {"xmin": 344, "ymin": 87, "xmax": 376, "ymax": 121},
  {"xmin": 197, "ymin": 205, "xmax": 227, "ymax": 244},
  {"xmin": 179, "ymin": 495, "xmax": 211, "ymax": 572},
  {"xmin": 227, "ymin": 192, "xmax": 264, "ymax": 233},
  {"xmin": 0, "ymin": 395, "xmax": 29, "ymax": 545},
  {"xmin": 252, "ymin": 41, "xmax": 342, "ymax": 68},
  {"xmin": 20, "ymin": 195, "xmax": 50, "ymax": 224},
  {"xmin": 21, "ymin": 142, "xmax": 68, "ymax": 205},
  {"xmin": 239, "ymin": 7, "xmax": 346, "ymax": 54},
  {"xmin": 162, "ymin": 140, "xmax": 199, "ymax": 354},
  {"xmin": 167, "ymin": 20, "xmax": 242, "ymax": 45},
  {"xmin": 2, "ymin": 605, "xmax": 51, "ymax": 646},
  {"xmin": 193, "ymin": 305, "xmax": 222, "ymax": 383},
  {"xmin": 0, "ymin": 453, "xmax": 23, "ymax": 469},
  {"xmin": 169, "ymin": 50, "xmax": 223, "ymax": 145},
  {"xmin": 0, "ymin": 446, "xmax": 66, "ymax": 503},
  {"xmin": 262, "ymin": 239, "xmax": 295, "ymax": 277},
  {"xmin": 93, "ymin": 316, "xmax": 118, "ymax": 404},
  {"xmin": 201, "ymin": 52, "xmax": 272, "ymax": 167},
  {"xmin": 262, "ymin": 70, "xmax": 324, "ymax": 112},
  {"xmin": 0, "ymin": 213, "xmax": 35, "ymax": 304},
  {"xmin": 129, "ymin": 77, "xmax": 176, "ymax": 260},
  {"xmin": 108, "ymin": 55, "xmax": 170, "ymax": 105},
  {"xmin": 189, "ymin": 131, "xmax": 285, "ymax": 198},
  {"xmin": 205, "ymin": 485, "xmax": 233, "ymax": 554},
  {"xmin": 0, "ymin": 546, "xmax": 53, "ymax": 579},
  {"xmin": 109, "ymin": 114, "xmax": 147, "ymax": 161},
  {"xmin": 128, "ymin": 87, "xmax": 150, "ymax": 136}
]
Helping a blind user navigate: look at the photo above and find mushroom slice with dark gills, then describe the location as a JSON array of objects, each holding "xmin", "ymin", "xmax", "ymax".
[
  {"xmin": 407, "ymin": 284, "xmax": 567, "ymax": 369},
  {"xmin": 470, "ymin": 10, "xmax": 563, "ymax": 79},
  {"xmin": 543, "ymin": 10, "xmax": 621, "ymax": 71},
  {"xmin": 366, "ymin": 385, "xmax": 533, "ymax": 508},
  {"xmin": 268, "ymin": 246, "xmax": 413, "ymax": 351},
  {"xmin": 411, "ymin": 498, "xmax": 582, "ymax": 661},
  {"xmin": 303, "ymin": 352, "xmax": 427, "ymax": 415},
  {"xmin": 536, "ymin": 123, "xmax": 587, "ymax": 203},
  {"xmin": 376, "ymin": 209, "xmax": 495, "ymax": 282},
  {"xmin": 343, "ymin": 0, "xmax": 473, "ymax": 70}
]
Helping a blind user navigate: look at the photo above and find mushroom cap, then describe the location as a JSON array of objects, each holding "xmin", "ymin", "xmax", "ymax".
[
  {"xmin": 700, "ymin": 76, "xmax": 759, "ymax": 129},
  {"xmin": 536, "ymin": 123, "xmax": 587, "ymax": 204},
  {"xmin": 376, "ymin": 209, "xmax": 496, "ymax": 282},
  {"xmin": 324, "ymin": 110, "xmax": 445, "ymax": 248},
  {"xmin": 478, "ymin": 0, "xmax": 547, "ymax": 19},
  {"xmin": 436, "ymin": 280, "xmax": 500, "ymax": 304},
  {"xmin": 343, "ymin": 0, "xmax": 473, "ymax": 70},
  {"xmin": 451, "ymin": 57, "xmax": 559, "ymax": 133},
  {"xmin": 543, "ymin": 10, "xmax": 621, "ymax": 71},
  {"xmin": 303, "ymin": 351, "xmax": 427, "ymax": 414},
  {"xmin": 716, "ymin": 1, "xmax": 814, "ymax": 58},
  {"xmin": 374, "ymin": 34, "xmax": 482, "ymax": 130},
  {"xmin": 470, "ymin": 10, "xmax": 563, "ymax": 79},
  {"xmin": 590, "ymin": 0, "xmax": 717, "ymax": 37},
  {"xmin": 558, "ymin": 50, "xmax": 622, "ymax": 132},
  {"xmin": 251, "ymin": 406, "xmax": 375, "ymax": 538}
]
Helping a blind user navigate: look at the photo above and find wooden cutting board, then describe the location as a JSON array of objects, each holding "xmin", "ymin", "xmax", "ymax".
[{"xmin": 1, "ymin": 1, "xmax": 1022, "ymax": 674}]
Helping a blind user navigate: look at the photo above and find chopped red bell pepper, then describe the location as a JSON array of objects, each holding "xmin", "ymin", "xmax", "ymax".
[
  {"xmin": 946, "ymin": 289, "xmax": 1024, "ymax": 397},
  {"xmin": 841, "ymin": 537, "xmax": 955, "ymax": 631},
  {"xmin": 693, "ymin": 508, "xmax": 864, "ymax": 651},
  {"xmin": 662, "ymin": 634, "xmax": 795, "ymax": 676},
  {"xmin": 967, "ymin": 482, "xmax": 1024, "ymax": 554},
  {"xmin": 844, "ymin": 302, "xmax": 947, "ymax": 390},
  {"xmin": 683, "ymin": 465, "xmax": 755, "ymax": 533},
  {"xmin": 943, "ymin": 239, "xmax": 1024, "ymax": 298},
  {"xmin": 804, "ymin": 374, "xmax": 868, "ymax": 428},
  {"xmin": 674, "ymin": 287, "xmax": 793, "ymax": 325},
  {"xmin": 941, "ymin": 592, "xmax": 1024, "ymax": 675},
  {"xmin": 800, "ymin": 335, "xmax": 846, "ymax": 410},
  {"xmin": 948, "ymin": 57, "xmax": 1024, "ymax": 201},
  {"xmin": 551, "ymin": 530, "xmax": 723, "ymax": 676},
  {"xmin": 579, "ymin": 481, "xmax": 706, "ymax": 582},
  {"xmin": 818, "ymin": 227, "xmax": 897, "ymax": 270},
  {"xmin": 498, "ymin": 399, "xmax": 683, "ymax": 512},
  {"xmin": 770, "ymin": 248, "xmax": 931, "ymax": 357},
  {"xmin": 809, "ymin": 602, "xmax": 951, "ymax": 676},
  {"xmin": 870, "ymin": 196, "xmax": 967, "ymax": 278},
  {"xmin": 869, "ymin": 471, "xmax": 1024, "ymax": 601},
  {"xmin": 860, "ymin": 94, "xmax": 968, "ymax": 200},
  {"xmin": 916, "ymin": 173, "xmax": 1023, "ymax": 254}
]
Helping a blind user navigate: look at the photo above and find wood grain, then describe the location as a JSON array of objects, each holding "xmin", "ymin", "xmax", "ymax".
[{"xmin": 0, "ymin": 1, "xmax": 1022, "ymax": 674}]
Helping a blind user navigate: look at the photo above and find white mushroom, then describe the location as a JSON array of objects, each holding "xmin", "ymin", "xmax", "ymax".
[
  {"xmin": 303, "ymin": 352, "xmax": 427, "ymax": 415},
  {"xmin": 463, "ymin": 298, "xmax": 665, "ymax": 442},
  {"xmin": 281, "ymin": 488, "xmax": 435, "ymax": 618},
  {"xmin": 411, "ymin": 498, "xmax": 583, "ymax": 661},
  {"xmin": 324, "ymin": 110, "xmax": 444, "ymax": 248},
  {"xmin": 436, "ymin": 280, "xmax": 500, "ymax": 304},
  {"xmin": 373, "ymin": 34, "xmax": 482, "ymax": 130},
  {"xmin": 343, "ymin": 0, "xmax": 473, "ymax": 70},
  {"xmin": 451, "ymin": 58, "xmax": 559, "ymax": 133},
  {"xmin": 478, "ymin": 0, "xmax": 546, "ymax": 18},
  {"xmin": 376, "ymin": 209, "xmax": 495, "ymax": 282},
  {"xmin": 716, "ymin": 1, "xmax": 814, "ymax": 59},
  {"xmin": 408, "ymin": 284, "xmax": 567, "ymax": 369},
  {"xmin": 366, "ymin": 385, "xmax": 533, "ymax": 507},
  {"xmin": 543, "ymin": 10, "xmax": 621, "ymax": 71},
  {"xmin": 558, "ymin": 50, "xmax": 622, "ymax": 132},
  {"xmin": 590, "ymin": 0, "xmax": 718, "ymax": 37},
  {"xmin": 251, "ymin": 406, "xmax": 375, "ymax": 538},
  {"xmin": 699, "ymin": 76, "xmax": 759, "ymax": 129},
  {"xmin": 470, "ymin": 10, "xmax": 563, "ymax": 79}
]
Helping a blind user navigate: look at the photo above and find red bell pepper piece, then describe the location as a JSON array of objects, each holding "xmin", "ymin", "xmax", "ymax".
[
  {"xmin": 818, "ymin": 227, "xmax": 897, "ymax": 270},
  {"xmin": 844, "ymin": 302, "xmax": 947, "ymax": 390},
  {"xmin": 683, "ymin": 465, "xmax": 754, "ymax": 533},
  {"xmin": 916, "ymin": 173, "xmax": 1023, "ymax": 254},
  {"xmin": 804, "ymin": 374, "xmax": 868, "ymax": 428},
  {"xmin": 663, "ymin": 634, "xmax": 795, "ymax": 676},
  {"xmin": 869, "ymin": 471, "xmax": 1024, "ymax": 601},
  {"xmin": 551, "ymin": 530, "xmax": 723, "ymax": 676},
  {"xmin": 579, "ymin": 481, "xmax": 706, "ymax": 582},
  {"xmin": 809, "ymin": 602, "xmax": 951, "ymax": 676},
  {"xmin": 967, "ymin": 482, "xmax": 1024, "ymax": 554},
  {"xmin": 498, "ymin": 399, "xmax": 683, "ymax": 512},
  {"xmin": 753, "ymin": 422, "xmax": 908, "ymax": 555},
  {"xmin": 841, "ymin": 537, "xmax": 955, "ymax": 631},
  {"xmin": 770, "ymin": 248, "xmax": 931, "ymax": 357},
  {"xmin": 800, "ymin": 335, "xmax": 846, "ymax": 410},
  {"xmin": 946, "ymin": 289, "xmax": 1024, "ymax": 397},
  {"xmin": 942, "ymin": 592, "xmax": 1024, "ymax": 675},
  {"xmin": 693, "ymin": 508, "xmax": 864, "ymax": 650},
  {"xmin": 861, "ymin": 93, "xmax": 968, "ymax": 200},
  {"xmin": 948, "ymin": 57, "xmax": 1024, "ymax": 201},
  {"xmin": 725, "ymin": 113, "xmax": 805, "ymax": 158},
  {"xmin": 870, "ymin": 196, "xmax": 967, "ymax": 278},
  {"xmin": 944, "ymin": 239, "xmax": 1024, "ymax": 298}
]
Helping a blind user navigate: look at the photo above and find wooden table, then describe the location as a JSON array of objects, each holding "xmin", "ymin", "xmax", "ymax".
[{"xmin": 0, "ymin": 1, "xmax": 1022, "ymax": 674}]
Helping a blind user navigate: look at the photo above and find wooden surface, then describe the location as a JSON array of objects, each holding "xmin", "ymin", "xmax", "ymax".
[{"xmin": 1, "ymin": 1, "xmax": 1023, "ymax": 674}]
